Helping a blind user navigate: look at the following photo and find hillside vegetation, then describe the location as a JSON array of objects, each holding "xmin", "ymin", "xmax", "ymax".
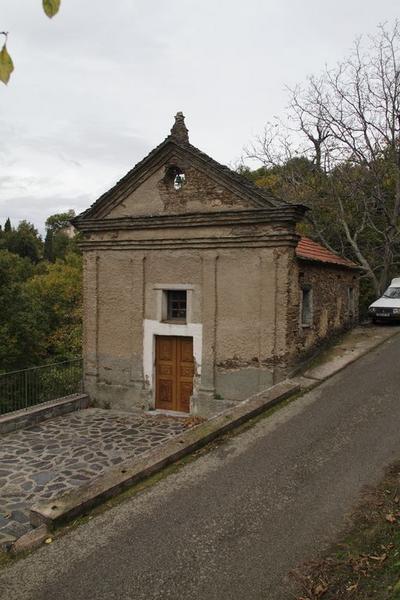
[{"xmin": 0, "ymin": 212, "xmax": 81, "ymax": 373}]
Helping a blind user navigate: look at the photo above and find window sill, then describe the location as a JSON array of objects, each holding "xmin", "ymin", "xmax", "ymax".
[{"xmin": 161, "ymin": 320, "xmax": 187, "ymax": 325}]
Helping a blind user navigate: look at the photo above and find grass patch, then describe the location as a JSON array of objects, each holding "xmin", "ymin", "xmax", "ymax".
[{"xmin": 291, "ymin": 462, "xmax": 400, "ymax": 599}]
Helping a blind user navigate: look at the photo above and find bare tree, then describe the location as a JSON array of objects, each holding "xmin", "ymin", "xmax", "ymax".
[{"xmin": 246, "ymin": 22, "xmax": 400, "ymax": 295}]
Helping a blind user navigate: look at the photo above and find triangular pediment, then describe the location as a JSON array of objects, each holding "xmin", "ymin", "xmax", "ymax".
[{"xmin": 76, "ymin": 138, "xmax": 285, "ymax": 223}]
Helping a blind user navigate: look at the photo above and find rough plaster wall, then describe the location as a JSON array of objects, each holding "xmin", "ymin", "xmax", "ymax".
[
  {"xmin": 273, "ymin": 248, "xmax": 295, "ymax": 361},
  {"xmin": 85, "ymin": 244, "xmax": 294, "ymax": 408},
  {"xmin": 82, "ymin": 250, "xmax": 147, "ymax": 411},
  {"xmin": 82, "ymin": 252, "xmax": 98, "ymax": 379},
  {"xmin": 144, "ymin": 252, "xmax": 202, "ymax": 321},
  {"xmin": 216, "ymin": 250, "xmax": 262, "ymax": 365},
  {"xmin": 96, "ymin": 252, "xmax": 141, "ymax": 386},
  {"xmin": 293, "ymin": 262, "xmax": 360, "ymax": 357},
  {"xmin": 213, "ymin": 247, "xmax": 296, "ymax": 366},
  {"xmin": 85, "ymin": 249, "xmax": 205, "ymax": 409},
  {"xmin": 94, "ymin": 250, "xmax": 203, "ymax": 384},
  {"xmin": 212, "ymin": 247, "xmax": 294, "ymax": 402},
  {"xmin": 104, "ymin": 164, "xmax": 254, "ymax": 219},
  {"xmin": 83, "ymin": 240, "xmax": 359, "ymax": 411}
]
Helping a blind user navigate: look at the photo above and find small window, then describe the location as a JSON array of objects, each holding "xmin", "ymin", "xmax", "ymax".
[
  {"xmin": 164, "ymin": 165, "xmax": 186, "ymax": 191},
  {"xmin": 167, "ymin": 290, "xmax": 187, "ymax": 322},
  {"xmin": 173, "ymin": 172, "xmax": 186, "ymax": 190},
  {"xmin": 301, "ymin": 286, "xmax": 313, "ymax": 327}
]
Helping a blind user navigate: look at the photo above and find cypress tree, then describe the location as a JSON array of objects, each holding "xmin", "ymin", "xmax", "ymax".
[
  {"xmin": 4, "ymin": 218, "xmax": 11, "ymax": 233},
  {"xmin": 44, "ymin": 228, "xmax": 54, "ymax": 262}
]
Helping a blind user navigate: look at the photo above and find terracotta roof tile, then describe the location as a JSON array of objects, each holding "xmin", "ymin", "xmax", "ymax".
[{"xmin": 296, "ymin": 236, "xmax": 358, "ymax": 268}]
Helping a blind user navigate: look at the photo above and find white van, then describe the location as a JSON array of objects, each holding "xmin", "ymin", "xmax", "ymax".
[{"xmin": 369, "ymin": 277, "xmax": 400, "ymax": 323}]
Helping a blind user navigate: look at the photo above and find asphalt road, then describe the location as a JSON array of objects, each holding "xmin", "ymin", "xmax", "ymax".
[{"xmin": 1, "ymin": 334, "xmax": 400, "ymax": 600}]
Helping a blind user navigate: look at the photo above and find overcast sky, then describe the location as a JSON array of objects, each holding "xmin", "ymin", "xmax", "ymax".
[{"xmin": 1, "ymin": 0, "xmax": 399, "ymax": 234}]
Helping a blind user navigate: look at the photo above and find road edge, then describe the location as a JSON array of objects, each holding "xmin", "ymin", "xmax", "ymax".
[{"xmin": 8, "ymin": 326, "xmax": 400, "ymax": 554}]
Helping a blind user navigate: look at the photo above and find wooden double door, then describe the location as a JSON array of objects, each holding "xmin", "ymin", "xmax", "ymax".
[{"xmin": 155, "ymin": 336, "xmax": 194, "ymax": 413}]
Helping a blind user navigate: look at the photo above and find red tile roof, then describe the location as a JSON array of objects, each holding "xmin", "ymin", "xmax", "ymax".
[{"xmin": 296, "ymin": 236, "xmax": 358, "ymax": 268}]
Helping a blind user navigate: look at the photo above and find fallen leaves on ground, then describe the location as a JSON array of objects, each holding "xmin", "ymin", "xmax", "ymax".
[
  {"xmin": 385, "ymin": 513, "xmax": 397, "ymax": 524},
  {"xmin": 290, "ymin": 462, "xmax": 400, "ymax": 599},
  {"xmin": 183, "ymin": 416, "xmax": 206, "ymax": 428},
  {"xmin": 368, "ymin": 553, "xmax": 387, "ymax": 562}
]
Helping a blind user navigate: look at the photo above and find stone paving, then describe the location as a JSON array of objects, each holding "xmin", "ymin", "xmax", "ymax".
[{"xmin": 0, "ymin": 408, "xmax": 187, "ymax": 546}]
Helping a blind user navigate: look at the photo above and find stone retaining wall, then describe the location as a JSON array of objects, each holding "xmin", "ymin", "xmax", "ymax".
[{"xmin": 0, "ymin": 394, "xmax": 90, "ymax": 434}]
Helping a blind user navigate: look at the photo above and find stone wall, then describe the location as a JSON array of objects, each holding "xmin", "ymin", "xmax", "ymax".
[
  {"xmin": 0, "ymin": 394, "xmax": 90, "ymax": 434},
  {"xmin": 287, "ymin": 260, "xmax": 360, "ymax": 363}
]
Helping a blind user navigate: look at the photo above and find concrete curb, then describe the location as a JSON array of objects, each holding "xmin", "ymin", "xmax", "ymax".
[
  {"xmin": 30, "ymin": 380, "xmax": 299, "ymax": 529},
  {"xmin": 9, "ymin": 525, "xmax": 49, "ymax": 555},
  {"xmin": 302, "ymin": 326, "xmax": 400, "ymax": 384}
]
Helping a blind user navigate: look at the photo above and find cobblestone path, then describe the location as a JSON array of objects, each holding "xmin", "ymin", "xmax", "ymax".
[{"xmin": 0, "ymin": 409, "xmax": 186, "ymax": 546}]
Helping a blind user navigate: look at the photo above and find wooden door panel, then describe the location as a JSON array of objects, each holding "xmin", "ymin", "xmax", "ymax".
[
  {"xmin": 155, "ymin": 336, "xmax": 194, "ymax": 413},
  {"xmin": 179, "ymin": 365, "xmax": 194, "ymax": 378},
  {"xmin": 158, "ymin": 337, "xmax": 175, "ymax": 361},
  {"xmin": 155, "ymin": 336, "xmax": 176, "ymax": 411},
  {"xmin": 180, "ymin": 338, "xmax": 194, "ymax": 362},
  {"xmin": 158, "ymin": 380, "xmax": 173, "ymax": 408},
  {"xmin": 178, "ymin": 381, "xmax": 192, "ymax": 412},
  {"xmin": 176, "ymin": 337, "xmax": 194, "ymax": 413},
  {"xmin": 159, "ymin": 364, "xmax": 173, "ymax": 376}
]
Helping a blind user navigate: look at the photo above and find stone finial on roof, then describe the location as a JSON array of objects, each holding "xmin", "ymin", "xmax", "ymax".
[{"xmin": 170, "ymin": 112, "xmax": 189, "ymax": 143}]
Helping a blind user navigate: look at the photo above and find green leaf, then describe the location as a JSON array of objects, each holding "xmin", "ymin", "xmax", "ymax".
[
  {"xmin": 43, "ymin": 0, "xmax": 61, "ymax": 18},
  {"xmin": 0, "ymin": 43, "xmax": 14, "ymax": 85}
]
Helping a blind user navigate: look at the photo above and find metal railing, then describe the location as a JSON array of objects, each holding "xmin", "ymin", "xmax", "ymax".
[{"xmin": 0, "ymin": 358, "xmax": 83, "ymax": 416}]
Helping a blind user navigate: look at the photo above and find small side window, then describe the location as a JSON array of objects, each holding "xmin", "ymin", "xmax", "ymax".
[{"xmin": 301, "ymin": 286, "xmax": 313, "ymax": 327}]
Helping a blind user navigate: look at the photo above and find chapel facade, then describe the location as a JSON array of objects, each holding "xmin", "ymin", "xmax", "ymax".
[{"xmin": 73, "ymin": 113, "xmax": 359, "ymax": 416}]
